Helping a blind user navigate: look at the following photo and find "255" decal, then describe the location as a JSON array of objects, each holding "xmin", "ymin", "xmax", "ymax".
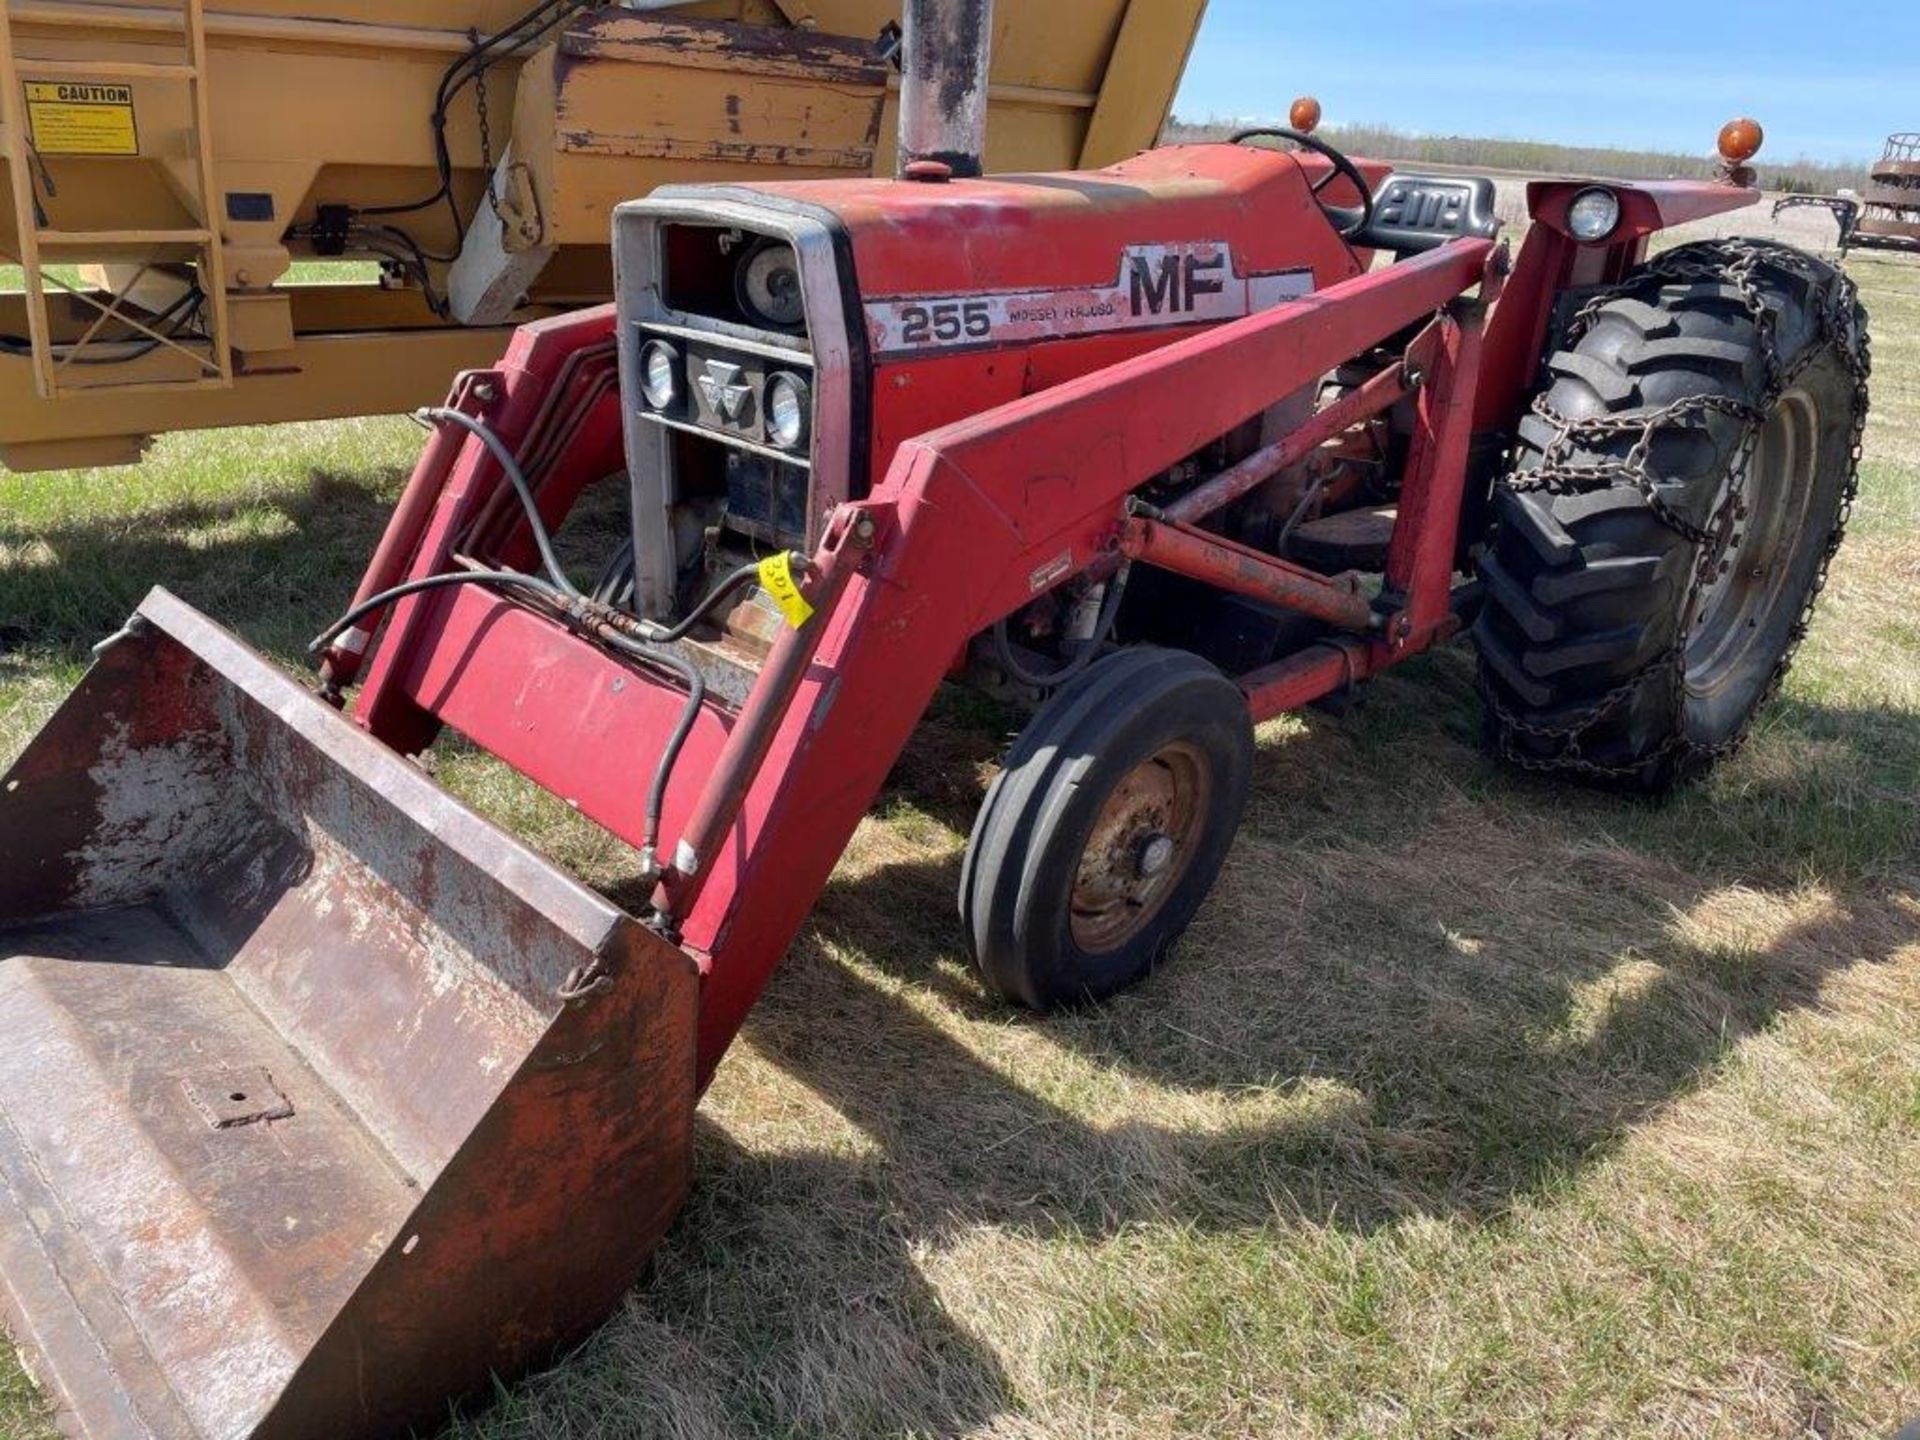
[{"xmin": 898, "ymin": 300, "xmax": 994, "ymax": 346}]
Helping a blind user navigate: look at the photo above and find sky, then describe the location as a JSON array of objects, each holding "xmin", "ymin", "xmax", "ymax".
[{"xmin": 1175, "ymin": 0, "xmax": 1919, "ymax": 165}]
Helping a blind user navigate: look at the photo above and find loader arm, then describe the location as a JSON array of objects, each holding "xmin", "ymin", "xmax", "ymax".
[
  {"xmin": 349, "ymin": 235, "xmax": 1497, "ymax": 1082},
  {"xmin": 678, "ymin": 236, "xmax": 1496, "ymax": 1067}
]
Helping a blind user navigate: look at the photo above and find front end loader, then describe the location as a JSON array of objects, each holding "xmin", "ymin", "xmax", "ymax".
[{"xmin": 0, "ymin": 6, "xmax": 1871, "ymax": 1434}]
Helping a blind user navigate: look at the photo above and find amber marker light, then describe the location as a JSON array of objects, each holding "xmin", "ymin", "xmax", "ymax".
[
  {"xmin": 1719, "ymin": 117, "xmax": 1765, "ymax": 165},
  {"xmin": 1290, "ymin": 95, "xmax": 1323, "ymax": 135}
]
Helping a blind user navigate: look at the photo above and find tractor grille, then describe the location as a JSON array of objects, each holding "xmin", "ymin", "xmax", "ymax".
[
  {"xmin": 635, "ymin": 225, "xmax": 817, "ymax": 548},
  {"xmin": 635, "ymin": 328, "xmax": 814, "ymax": 465},
  {"xmin": 615, "ymin": 200, "xmax": 858, "ymax": 620}
]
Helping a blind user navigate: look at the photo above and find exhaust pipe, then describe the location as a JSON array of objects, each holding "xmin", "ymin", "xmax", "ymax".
[{"xmin": 897, "ymin": 0, "xmax": 994, "ymax": 179}]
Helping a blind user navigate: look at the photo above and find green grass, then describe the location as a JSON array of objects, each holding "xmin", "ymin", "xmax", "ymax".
[
  {"xmin": 0, "ymin": 261, "xmax": 383, "ymax": 293},
  {"xmin": 2, "ymin": 249, "xmax": 1919, "ymax": 1439}
]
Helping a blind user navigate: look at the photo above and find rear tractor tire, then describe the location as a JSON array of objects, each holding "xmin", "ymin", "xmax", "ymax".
[
  {"xmin": 960, "ymin": 648, "xmax": 1255, "ymax": 1012},
  {"xmin": 1475, "ymin": 238, "xmax": 1870, "ymax": 791}
]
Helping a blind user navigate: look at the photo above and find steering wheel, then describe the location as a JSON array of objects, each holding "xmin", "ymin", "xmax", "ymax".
[{"xmin": 1231, "ymin": 128, "xmax": 1376, "ymax": 242}]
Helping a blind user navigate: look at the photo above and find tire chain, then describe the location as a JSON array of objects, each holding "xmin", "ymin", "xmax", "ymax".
[{"xmin": 1482, "ymin": 237, "xmax": 1873, "ymax": 784}]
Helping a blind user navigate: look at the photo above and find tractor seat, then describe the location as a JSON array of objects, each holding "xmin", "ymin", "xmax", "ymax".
[{"xmin": 1356, "ymin": 174, "xmax": 1501, "ymax": 256}]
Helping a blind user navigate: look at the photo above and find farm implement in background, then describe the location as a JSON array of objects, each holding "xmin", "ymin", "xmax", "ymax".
[
  {"xmin": 0, "ymin": 0, "xmax": 1203, "ymax": 471},
  {"xmin": 1775, "ymin": 131, "xmax": 1920, "ymax": 255}
]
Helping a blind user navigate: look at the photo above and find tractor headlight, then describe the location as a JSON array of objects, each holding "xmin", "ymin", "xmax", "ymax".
[
  {"xmin": 640, "ymin": 340, "xmax": 682, "ymax": 410},
  {"xmin": 737, "ymin": 242, "xmax": 806, "ymax": 331},
  {"xmin": 766, "ymin": 372, "xmax": 811, "ymax": 451},
  {"xmin": 1567, "ymin": 187, "xmax": 1622, "ymax": 242}
]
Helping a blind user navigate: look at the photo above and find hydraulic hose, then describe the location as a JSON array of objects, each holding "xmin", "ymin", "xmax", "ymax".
[
  {"xmin": 361, "ymin": 0, "xmax": 686, "ymax": 229},
  {"xmin": 1277, "ymin": 474, "xmax": 1329, "ymax": 553},
  {"xmin": 415, "ymin": 407, "xmax": 807, "ymax": 632},
  {"xmin": 414, "ymin": 406, "xmax": 580, "ymax": 598},
  {"xmin": 361, "ymin": 0, "xmax": 587, "ymax": 225},
  {"xmin": 308, "ymin": 569, "xmax": 564, "ymax": 657},
  {"xmin": 992, "ymin": 565, "xmax": 1131, "ymax": 691},
  {"xmin": 590, "ymin": 537, "xmax": 638, "ymax": 609},
  {"xmin": 308, "ymin": 565, "xmax": 705, "ymax": 869},
  {"xmin": 643, "ymin": 557, "xmax": 818, "ymax": 643},
  {"xmin": 313, "ymin": 404, "xmax": 759, "ymax": 879},
  {"xmin": 595, "ymin": 630, "xmax": 705, "ymax": 872},
  {"xmin": 1, "ymin": 286, "xmax": 205, "ymax": 364}
]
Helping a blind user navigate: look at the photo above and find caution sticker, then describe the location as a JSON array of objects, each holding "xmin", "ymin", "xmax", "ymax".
[
  {"xmin": 757, "ymin": 552, "xmax": 815, "ymax": 630},
  {"xmin": 25, "ymin": 81, "xmax": 139, "ymax": 157}
]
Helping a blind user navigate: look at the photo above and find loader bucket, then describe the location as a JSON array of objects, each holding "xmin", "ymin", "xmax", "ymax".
[{"xmin": 0, "ymin": 589, "xmax": 699, "ymax": 1440}]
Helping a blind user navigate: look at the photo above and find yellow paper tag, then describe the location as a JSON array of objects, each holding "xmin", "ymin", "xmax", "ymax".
[{"xmin": 758, "ymin": 552, "xmax": 815, "ymax": 629}]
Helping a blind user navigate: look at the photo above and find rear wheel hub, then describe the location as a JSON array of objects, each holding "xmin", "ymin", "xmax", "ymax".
[{"xmin": 1686, "ymin": 388, "xmax": 1818, "ymax": 701}]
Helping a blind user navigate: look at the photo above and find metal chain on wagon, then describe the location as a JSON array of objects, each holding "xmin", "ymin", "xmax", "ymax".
[
  {"xmin": 474, "ymin": 43, "xmax": 506, "ymax": 220},
  {"xmin": 1481, "ymin": 237, "xmax": 1873, "ymax": 783}
]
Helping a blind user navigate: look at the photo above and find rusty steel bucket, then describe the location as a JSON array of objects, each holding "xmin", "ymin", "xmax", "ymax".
[{"xmin": 0, "ymin": 589, "xmax": 699, "ymax": 1440}]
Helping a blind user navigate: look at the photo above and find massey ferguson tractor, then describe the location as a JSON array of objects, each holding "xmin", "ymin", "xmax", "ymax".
[{"xmin": 0, "ymin": 1, "xmax": 1872, "ymax": 1435}]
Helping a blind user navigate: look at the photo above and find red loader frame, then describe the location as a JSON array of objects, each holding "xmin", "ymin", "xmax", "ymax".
[{"xmin": 327, "ymin": 171, "xmax": 1757, "ymax": 1090}]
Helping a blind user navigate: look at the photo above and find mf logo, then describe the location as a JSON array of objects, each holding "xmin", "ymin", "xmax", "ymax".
[
  {"xmin": 1127, "ymin": 249, "xmax": 1228, "ymax": 318},
  {"xmin": 698, "ymin": 360, "xmax": 752, "ymax": 422},
  {"xmin": 863, "ymin": 241, "xmax": 1310, "ymax": 357}
]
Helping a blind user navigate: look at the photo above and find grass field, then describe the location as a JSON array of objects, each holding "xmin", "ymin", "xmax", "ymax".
[{"xmin": 2, "ymin": 244, "xmax": 1918, "ymax": 1439}]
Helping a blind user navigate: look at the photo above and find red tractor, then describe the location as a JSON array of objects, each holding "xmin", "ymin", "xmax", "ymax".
[{"xmin": 0, "ymin": 7, "xmax": 1870, "ymax": 1437}]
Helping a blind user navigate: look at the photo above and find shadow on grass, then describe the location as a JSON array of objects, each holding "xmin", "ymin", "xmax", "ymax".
[
  {"xmin": 864, "ymin": 652, "xmax": 1912, "ymax": 1205},
  {"xmin": 0, "ymin": 469, "xmax": 405, "ymax": 667},
  {"xmin": 5, "ymin": 486, "xmax": 1914, "ymax": 1437},
  {"xmin": 503, "ymin": 650, "xmax": 1916, "ymax": 1438}
]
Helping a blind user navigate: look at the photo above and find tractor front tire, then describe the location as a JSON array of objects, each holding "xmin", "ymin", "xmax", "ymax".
[
  {"xmin": 960, "ymin": 648, "xmax": 1254, "ymax": 1012},
  {"xmin": 1475, "ymin": 239, "xmax": 1869, "ymax": 791}
]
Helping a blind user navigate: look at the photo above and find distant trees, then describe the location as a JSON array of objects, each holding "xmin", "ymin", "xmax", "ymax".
[{"xmin": 1164, "ymin": 119, "xmax": 1871, "ymax": 195}]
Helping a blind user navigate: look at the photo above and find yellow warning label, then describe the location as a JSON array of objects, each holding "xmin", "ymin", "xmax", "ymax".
[
  {"xmin": 757, "ymin": 552, "xmax": 815, "ymax": 630},
  {"xmin": 25, "ymin": 81, "xmax": 138, "ymax": 156}
]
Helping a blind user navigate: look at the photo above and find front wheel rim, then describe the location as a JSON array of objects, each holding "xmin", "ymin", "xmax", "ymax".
[{"xmin": 1069, "ymin": 742, "xmax": 1212, "ymax": 955}]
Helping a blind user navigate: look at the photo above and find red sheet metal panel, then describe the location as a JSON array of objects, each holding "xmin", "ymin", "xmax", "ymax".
[{"xmin": 396, "ymin": 582, "xmax": 735, "ymax": 854}]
